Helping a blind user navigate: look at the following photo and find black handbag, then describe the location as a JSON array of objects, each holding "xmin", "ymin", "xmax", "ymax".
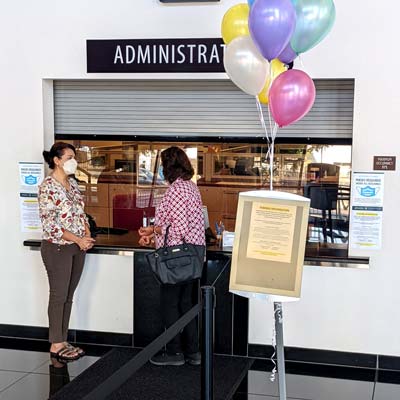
[{"xmin": 146, "ymin": 226, "xmax": 205, "ymax": 285}]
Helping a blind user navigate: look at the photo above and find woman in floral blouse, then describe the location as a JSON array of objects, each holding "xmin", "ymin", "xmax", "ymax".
[{"xmin": 39, "ymin": 142, "xmax": 95, "ymax": 362}]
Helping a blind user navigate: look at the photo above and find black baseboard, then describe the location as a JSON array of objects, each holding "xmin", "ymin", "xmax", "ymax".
[
  {"xmin": 251, "ymin": 358, "xmax": 377, "ymax": 382},
  {"xmin": 248, "ymin": 344, "xmax": 400, "ymax": 371},
  {"xmin": 0, "ymin": 336, "xmax": 112, "ymax": 357},
  {"xmin": 0, "ymin": 324, "xmax": 133, "ymax": 347},
  {"xmin": 2, "ymin": 323, "xmax": 399, "ymax": 373}
]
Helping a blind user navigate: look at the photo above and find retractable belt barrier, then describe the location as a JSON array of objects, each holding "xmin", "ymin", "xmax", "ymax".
[{"xmin": 83, "ymin": 286, "xmax": 216, "ymax": 400}]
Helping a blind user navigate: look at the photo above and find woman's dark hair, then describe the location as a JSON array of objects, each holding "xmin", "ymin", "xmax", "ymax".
[
  {"xmin": 161, "ymin": 147, "xmax": 194, "ymax": 184},
  {"xmin": 42, "ymin": 142, "xmax": 76, "ymax": 169}
]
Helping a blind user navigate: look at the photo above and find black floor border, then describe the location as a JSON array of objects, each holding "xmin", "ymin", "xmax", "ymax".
[
  {"xmin": 250, "ymin": 358, "xmax": 377, "ymax": 382},
  {"xmin": 377, "ymin": 369, "xmax": 400, "ymax": 384},
  {"xmin": 248, "ymin": 344, "xmax": 381, "ymax": 370},
  {"xmin": 2, "ymin": 323, "xmax": 399, "ymax": 372},
  {"xmin": 0, "ymin": 324, "xmax": 133, "ymax": 347},
  {"xmin": 378, "ymin": 355, "xmax": 400, "ymax": 371},
  {"xmin": 0, "ymin": 336, "xmax": 113, "ymax": 357}
]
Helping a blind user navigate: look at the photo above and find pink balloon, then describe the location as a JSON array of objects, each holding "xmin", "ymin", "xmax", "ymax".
[{"xmin": 269, "ymin": 69, "xmax": 316, "ymax": 127}]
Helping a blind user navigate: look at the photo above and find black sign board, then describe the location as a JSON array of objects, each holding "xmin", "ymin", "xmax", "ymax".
[
  {"xmin": 87, "ymin": 38, "xmax": 225, "ymax": 73},
  {"xmin": 373, "ymin": 156, "xmax": 396, "ymax": 171}
]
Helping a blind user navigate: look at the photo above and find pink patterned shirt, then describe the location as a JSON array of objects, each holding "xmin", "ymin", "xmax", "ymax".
[
  {"xmin": 38, "ymin": 176, "xmax": 88, "ymax": 245},
  {"xmin": 155, "ymin": 177, "xmax": 205, "ymax": 248}
]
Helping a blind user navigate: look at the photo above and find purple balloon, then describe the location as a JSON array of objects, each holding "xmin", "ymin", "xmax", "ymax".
[
  {"xmin": 249, "ymin": 0, "xmax": 296, "ymax": 62},
  {"xmin": 278, "ymin": 42, "xmax": 297, "ymax": 64},
  {"xmin": 269, "ymin": 69, "xmax": 316, "ymax": 128}
]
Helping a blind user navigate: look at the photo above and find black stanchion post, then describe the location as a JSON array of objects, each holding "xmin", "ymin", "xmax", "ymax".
[{"xmin": 201, "ymin": 286, "xmax": 215, "ymax": 400}]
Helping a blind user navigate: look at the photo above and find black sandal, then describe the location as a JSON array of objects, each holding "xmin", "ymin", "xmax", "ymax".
[
  {"xmin": 50, "ymin": 346, "xmax": 80, "ymax": 362},
  {"xmin": 66, "ymin": 343, "xmax": 85, "ymax": 357}
]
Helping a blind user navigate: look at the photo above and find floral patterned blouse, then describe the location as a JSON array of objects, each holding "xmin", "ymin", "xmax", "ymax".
[{"xmin": 38, "ymin": 176, "xmax": 88, "ymax": 245}]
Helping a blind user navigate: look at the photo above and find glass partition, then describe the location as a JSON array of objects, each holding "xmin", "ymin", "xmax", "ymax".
[{"xmin": 63, "ymin": 139, "xmax": 352, "ymax": 259}]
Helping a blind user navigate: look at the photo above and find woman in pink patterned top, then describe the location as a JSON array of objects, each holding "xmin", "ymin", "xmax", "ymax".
[
  {"xmin": 39, "ymin": 142, "xmax": 95, "ymax": 362},
  {"xmin": 138, "ymin": 147, "xmax": 205, "ymax": 367}
]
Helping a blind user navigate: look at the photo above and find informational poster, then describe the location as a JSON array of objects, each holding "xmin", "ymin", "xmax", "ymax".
[
  {"xmin": 19, "ymin": 162, "xmax": 44, "ymax": 193},
  {"xmin": 349, "ymin": 172, "xmax": 384, "ymax": 251},
  {"xmin": 18, "ymin": 162, "xmax": 44, "ymax": 233},
  {"xmin": 247, "ymin": 202, "xmax": 296, "ymax": 263},
  {"xmin": 229, "ymin": 191, "xmax": 310, "ymax": 298},
  {"xmin": 19, "ymin": 193, "xmax": 42, "ymax": 232}
]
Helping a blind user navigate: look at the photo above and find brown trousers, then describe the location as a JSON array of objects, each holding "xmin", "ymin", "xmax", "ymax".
[{"xmin": 41, "ymin": 240, "xmax": 86, "ymax": 343}]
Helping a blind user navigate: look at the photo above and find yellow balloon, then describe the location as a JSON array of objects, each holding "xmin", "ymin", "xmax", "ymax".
[
  {"xmin": 258, "ymin": 59, "xmax": 287, "ymax": 105},
  {"xmin": 221, "ymin": 3, "xmax": 250, "ymax": 45},
  {"xmin": 258, "ymin": 77, "xmax": 271, "ymax": 105},
  {"xmin": 270, "ymin": 58, "xmax": 287, "ymax": 79}
]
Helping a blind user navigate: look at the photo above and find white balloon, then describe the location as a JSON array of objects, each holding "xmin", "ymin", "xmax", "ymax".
[{"xmin": 224, "ymin": 35, "xmax": 269, "ymax": 96}]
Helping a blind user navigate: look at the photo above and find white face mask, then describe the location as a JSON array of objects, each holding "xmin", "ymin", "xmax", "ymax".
[{"xmin": 62, "ymin": 158, "xmax": 78, "ymax": 175}]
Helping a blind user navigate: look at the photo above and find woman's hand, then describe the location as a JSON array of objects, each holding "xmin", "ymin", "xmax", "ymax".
[
  {"xmin": 138, "ymin": 226, "xmax": 153, "ymax": 237},
  {"xmin": 84, "ymin": 236, "xmax": 95, "ymax": 251},
  {"xmin": 138, "ymin": 226, "xmax": 155, "ymax": 247},
  {"xmin": 138, "ymin": 235, "xmax": 154, "ymax": 247},
  {"xmin": 77, "ymin": 236, "xmax": 96, "ymax": 251}
]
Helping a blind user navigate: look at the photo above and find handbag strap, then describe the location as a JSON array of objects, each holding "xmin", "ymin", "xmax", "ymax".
[
  {"xmin": 164, "ymin": 225, "xmax": 186, "ymax": 247},
  {"xmin": 164, "ymin": 225, "xmax": 171, "ymax": 246}
]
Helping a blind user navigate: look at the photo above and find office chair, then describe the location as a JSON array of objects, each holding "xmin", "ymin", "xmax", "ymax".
[{"xmin": 304, "ymin": 184, "xmax": 338, "ymax": 242}]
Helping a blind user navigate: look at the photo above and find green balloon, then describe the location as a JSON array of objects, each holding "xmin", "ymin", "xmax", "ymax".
[{"xmin": 290, "ymin": 0, "xmax": 336, "ymax": 54}]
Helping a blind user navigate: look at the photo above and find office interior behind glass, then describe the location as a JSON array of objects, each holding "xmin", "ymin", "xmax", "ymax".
[{"xmin": 64, "ymin": 139, "xmax": 351, "ymax": 260}]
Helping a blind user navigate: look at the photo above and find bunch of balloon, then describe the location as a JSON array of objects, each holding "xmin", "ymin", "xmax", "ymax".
[
  {"xmin": 251, "ymin": 0, "xmax": 336, "ymax": 129},
  {"xmin": 222, "ymin": 0, "xmax": 336, "ymax": 189}
]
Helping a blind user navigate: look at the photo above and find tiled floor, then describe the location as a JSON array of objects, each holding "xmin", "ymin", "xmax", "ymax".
[
  {"xmin": 0, "ymin": 341, "xmax": 104, "ymax": 400},
  {"xmin": 0, "ymin": 340, "xmax": 400, "ymax": 399},
  {"xmin": 233, "ymin": 360, "xmax": 400, "ymax": 400}
]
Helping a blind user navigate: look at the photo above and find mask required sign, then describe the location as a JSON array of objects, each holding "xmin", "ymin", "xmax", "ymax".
[{"xmin": 86, "ymin": 38, "xmax": 225, "ymax": 73}]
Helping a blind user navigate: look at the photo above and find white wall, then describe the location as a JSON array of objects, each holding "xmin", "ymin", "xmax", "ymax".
[
  {"xmin": 0, "ymin": 0, "xmax": 399, "ymax": 355},
  {"xmin": 249, "ymin": 1, "xmax": 400, "ymax": 356},
  {"xmin": 10, "ymin": 250, "xmax": 134, "ymax": 333},
  {"xmin": 70, "ymin": 253, "xmax": 133, "ymax": 333}
]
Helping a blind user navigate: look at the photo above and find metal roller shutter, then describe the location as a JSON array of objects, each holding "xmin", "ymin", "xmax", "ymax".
[{"xmin": 54, "ymin": 79, "xmax": 354, "ymax": 139}]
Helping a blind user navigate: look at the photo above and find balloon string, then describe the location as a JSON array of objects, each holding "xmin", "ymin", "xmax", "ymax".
[
  {"xmin": 269, "ymin": 139, "xmax": 274, "ymax": 191},
  {"xmin": 267, "ymin": 105, "xmax": 274, "ymax": 141},
  {"xmin": 266, "ymin": 109, "xmax": 277, "ymax": 191},
  {"xmin": 268, "ymin": 63, "xmax": 274, "ymax": 91},
  {"xmin": 255, "ymin": 98, "xmax": 279, "ymax": 190},
  {"xmin": 269, "ymin": 304, "xmax": 283, "ymax": 382},
  {"xmin": 255, "ymin": 96, "xmax": 272, "ymax": 187},
  {"xmin": 272, "ymin": 122, "xmax": 278, "ymax": 141},
  {"xmin": 255, "ymin": 96, "xmax": 270, "ymax": 142}
]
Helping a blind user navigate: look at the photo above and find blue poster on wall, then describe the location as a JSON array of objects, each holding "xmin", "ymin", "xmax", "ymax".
[
  {"xmin": 18, "ymin": 162, "xmax": 44, "ymax": 233},
  {"xmin": 19, "ymin": 162, "xmax": 44, "ymax": 193},
  {"xmin": 349, "ymin": 172, "xmax": 384, "ymax": 252}
]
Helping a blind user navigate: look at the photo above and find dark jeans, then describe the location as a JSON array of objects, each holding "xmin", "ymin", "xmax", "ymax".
[
  {"xmin": 160, "ymin": 280, "xmax": 199, "ymax": 354},
  {"xmin": 41, "ymin": 240, "xmax": 86, "ymax": 343}
]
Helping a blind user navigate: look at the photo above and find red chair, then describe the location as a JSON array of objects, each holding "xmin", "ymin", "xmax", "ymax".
[{"xmin": 112, "ymin": 193, "xmax": 155, "ymax": 231}]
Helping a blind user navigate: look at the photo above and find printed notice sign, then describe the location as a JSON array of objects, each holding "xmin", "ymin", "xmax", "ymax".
[
  {"xmin": 18, "ymin": 162, "xmax": 44, "ymax": 233},
  {"xmin": 349, "ymin": 172, "xmax": 384, "ymax": 251},
  {"xmin": 373, "ymin": 156, "xmax": 396, "ymax": 171},
  {"xmin": 229, "ymin": 191, "xmax": 310, "ymax": 298},
  {"xmin": 247, "ymin": 202, "xmax": 296, "ymax": 263},
  {"xmin": 20, "ymin": 193, "xmax": 42, "ymax": 232},
  {"xmin": 19, "ymin": 162, "xmax": 44, "ymax": 193}
]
